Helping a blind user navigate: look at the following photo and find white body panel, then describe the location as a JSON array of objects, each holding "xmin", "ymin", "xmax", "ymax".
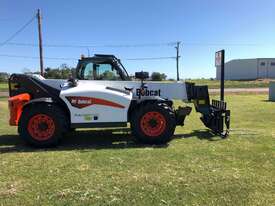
[
  {"xmin": 32, "ymin": 77, "xmax": 189, "ymax": 124},
  {"xmin": 43, "ymin": 79, "xmax": 188, "ymax": 100},
  {"xmin": 60, "ymin": 83, "xmax": 132, "ymax": 123}
]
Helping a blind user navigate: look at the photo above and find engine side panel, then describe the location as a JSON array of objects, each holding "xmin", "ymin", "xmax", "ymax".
[{"xmin": 60, "ymin": 84, "xmax": 132, "ymax": 124}]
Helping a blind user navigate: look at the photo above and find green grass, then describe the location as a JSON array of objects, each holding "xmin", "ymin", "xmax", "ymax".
[
  {"xmin": 188, "ymin": 79, "xmax": 270, "ymax": 89},
  {"xmin": 0, "ymin": 83, "xmax": 8, "ymax": 92},
  {"xmin": 0, "ymin": 95, "xmax": 274, "ymax": 205}
]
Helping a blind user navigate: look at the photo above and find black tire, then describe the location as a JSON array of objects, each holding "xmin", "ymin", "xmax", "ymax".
[
  {"xmin": 131, "ymin": 102, "xmax": 176, "ymax": 144},
  {"xmin": 18, "ymin": 103, "xmax": 68, "ymax": 147}
]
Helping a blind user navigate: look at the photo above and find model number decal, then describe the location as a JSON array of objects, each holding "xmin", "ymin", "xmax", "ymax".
[
  {"xmin": 74, "ymin": 114, "xmax": 95, "ymax": 121},
  {"xmin": 66, "ymin": 96, "xmax": 125, "ymax": 109}
]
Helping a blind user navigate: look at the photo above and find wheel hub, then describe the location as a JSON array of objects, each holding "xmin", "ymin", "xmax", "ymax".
[
  {"xmin": 38, "ymin": 122, "xmax": 48, "ymax": 131},
  {"xmin": 148, "ymin": 119, "xmax": 158, "ymax": 128},
  {"xmin": 140, "ymin": 111, "xmax": 167, "ymax": 137},
  {"xmin": 27, "ymin": 114, "xmax": 55, "ymax": 141}
]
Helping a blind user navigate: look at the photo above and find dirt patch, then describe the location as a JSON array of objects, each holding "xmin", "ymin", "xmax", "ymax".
[
  {"xmin": 209, "ymin": 88, "xmax": 268, "ymax": 95},
  {"xmin": 0, "ymin": 181, "xmax": 23, "ymax": 197},
  {"xmin": 0, "ymin": 92, "xmax": 8, "ymax": 97}
]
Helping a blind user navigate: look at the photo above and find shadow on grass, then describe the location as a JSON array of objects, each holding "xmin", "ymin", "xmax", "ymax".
[
  {"xmin": 0, "ymin": 128, "xmax": 221, "ymax": 154},
  {"xmin": 174, "ymin": 129, "xmax": 222, "ymax": 141},
  {"xmin": 261, "ymin": 99, "xmax": 275, "ymax": 102}
]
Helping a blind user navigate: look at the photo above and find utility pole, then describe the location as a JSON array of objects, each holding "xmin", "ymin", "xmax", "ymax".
[
  {"xmin": 37, "ymin": 9, "xmax": 44, "ymax": 76},
  {"xmin": 175, "ymin": 41, "xmax": 181, "ymax": 81}
]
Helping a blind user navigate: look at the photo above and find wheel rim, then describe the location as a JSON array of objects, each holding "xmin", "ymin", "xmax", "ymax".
[
  {"xmin": 27, "ymin": 114, "xmax": 55, "ymax": 141},
  {"xmin": 140, "ymin": 111, "xmax": 167, "ymax": 137}
]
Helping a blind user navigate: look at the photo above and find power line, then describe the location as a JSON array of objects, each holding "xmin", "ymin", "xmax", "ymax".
[
  {"xmin": 4, "ymin": 41, "xmax": 272, "ymax": 48},
  {"xmin": 5, "ymin": 41, "xmax": 178, "ymax": 48},
  {"xmin": 183, "ymin": 42, "xmax": 267, "ymax": 46},
  {"xmin": 0, "ymin": 54, "xmax": 77, "ymax": 60},
  {"xmin": 125, "ymin": 56, "xmax": 176, "ymax": 60},
  {"xmin": 0, "ymin": 15, "xmax": 36, "ymax": 47},
  {"xmin": 0, "ymin": 54, "xmax": 176, "ymax": 61}
]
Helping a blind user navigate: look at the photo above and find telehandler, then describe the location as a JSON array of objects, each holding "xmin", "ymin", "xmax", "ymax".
[{"xmin": 8, "ymin": 54, "xmax": 230, "ymax": 147}]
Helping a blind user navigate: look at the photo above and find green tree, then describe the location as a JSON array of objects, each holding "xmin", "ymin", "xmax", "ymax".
[
  {"xmin": 44, "ymin": 64, "xmax": 75, "ymax": 79},
  {"xmin": 151, "ymin": 72, "xmax": 167, "ymax": 81},
  {"xmin": 168, "ymin": 78, "xmax": 176, "ymax": 81},
  {"xmin": 100, "ymin": 71, "xmax": 119, "ymax": 80},
  {"xmin": 0, "ymin": 72, "xmax": 9, "ymax": 82}
]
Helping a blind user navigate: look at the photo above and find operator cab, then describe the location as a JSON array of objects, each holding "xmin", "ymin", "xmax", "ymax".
[{"xmin": 76, "ymin": 54, "xmax": 130, "ymax": 81}]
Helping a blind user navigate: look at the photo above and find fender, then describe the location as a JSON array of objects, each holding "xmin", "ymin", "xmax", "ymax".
[
  {"xmin": 127, "ymin": 98, "xmax": 192, "ymax": 125},
  {"xmin": 23, "ymin": 97, "xmax": 71, "ymax": 123},
  {"xmin": 8, "ymin": 93, "xmax": 31, "ymax": 126},
  {"xmin": 136, "ymin": 96, "xmax": 173, "ymax": 106},
  {"xmin": 24, "ymin": 97, "xmax": 53, "ymax": 107},
  {"xmin": 9, "ymin": 96, "xmax": 55, "ymax": 126},
  {"xmin": 127, "ymin": 98, "xmax": 173, "ymax": 122}
]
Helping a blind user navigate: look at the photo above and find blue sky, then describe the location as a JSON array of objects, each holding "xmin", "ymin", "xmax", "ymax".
[{"xmin": 0, "ymin": 0, "xmax": 275, "ymax": 78}]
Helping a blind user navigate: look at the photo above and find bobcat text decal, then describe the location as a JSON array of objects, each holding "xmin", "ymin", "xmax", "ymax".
[
  {"xmin": 136, "ymin": 88, "xmax": 161, "ymax": 98},
  {"xmin": 66, "ymin": 96, "xmax": 125, "ymax": 109}
]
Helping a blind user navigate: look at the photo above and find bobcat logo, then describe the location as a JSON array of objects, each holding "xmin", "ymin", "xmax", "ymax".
[{"xmin": 136, "ymin": 88, "xmax": 161, "ymax": 98}]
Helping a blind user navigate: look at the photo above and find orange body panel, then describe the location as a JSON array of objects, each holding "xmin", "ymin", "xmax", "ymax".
[{"xmin": 8, "ymin": 93, "xmax": 31, "ymax": 126}]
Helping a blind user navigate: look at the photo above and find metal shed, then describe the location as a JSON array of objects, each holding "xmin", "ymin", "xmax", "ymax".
[{"xmin": 216, "ymin": 58, "xmax": 275, "ymax": 80}]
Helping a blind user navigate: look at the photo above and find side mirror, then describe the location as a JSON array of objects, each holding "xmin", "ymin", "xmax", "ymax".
[{"xmin": 135, "ymin": 71, "xmax": 149, "ymax": 80}]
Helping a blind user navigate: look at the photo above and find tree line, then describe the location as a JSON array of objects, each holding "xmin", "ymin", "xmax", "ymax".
[{"xmin": 0, "ymin": 64, "xmax": 172, "ymax": 82}]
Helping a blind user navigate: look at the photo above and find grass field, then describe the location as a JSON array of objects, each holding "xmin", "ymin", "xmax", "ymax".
[
  {"xmin": 0, "ymin": 95, "xmax": 274, "ymax": 205},
  {"xmin": 189, "ymin": 79, "xmax": 270, "ymax": 89}
]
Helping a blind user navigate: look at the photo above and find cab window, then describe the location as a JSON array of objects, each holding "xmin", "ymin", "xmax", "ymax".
[
  {"xmin": 82, "ymin": 63, "xmax": 122, "ymax": 80},
  {"xmin": 83, "ymin": 63, "xmax": 94, "ymax": 80}
]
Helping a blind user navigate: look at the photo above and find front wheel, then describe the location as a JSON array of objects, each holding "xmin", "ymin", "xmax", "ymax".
[
  {"xmin": 18, "ymin": 104, "xmax": 68, "ymax": 147},
  {"xmin": 131, "ymin": 102, "xmax": 176, "ymax": 144}
]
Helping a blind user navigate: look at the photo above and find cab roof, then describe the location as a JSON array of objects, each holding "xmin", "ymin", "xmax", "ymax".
[{"xmin": 79, "ymin": 54, "xmax": 119, "ymax": 63}]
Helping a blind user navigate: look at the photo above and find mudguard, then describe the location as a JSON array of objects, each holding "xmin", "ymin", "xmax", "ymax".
[{"xmin": 24, "ymin": 97, "xmax": 53, "ymax": 106}]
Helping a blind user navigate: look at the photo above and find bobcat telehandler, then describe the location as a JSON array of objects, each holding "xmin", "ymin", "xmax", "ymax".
[{"xmin": 8, "ymin": 54, "xmax": 230, "ymax": 147}]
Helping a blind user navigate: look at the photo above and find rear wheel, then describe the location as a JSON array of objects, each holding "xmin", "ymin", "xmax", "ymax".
[
  {"xmin": 18, "ymin": 103, "xmax": 68, "ymax": 147},
  {"xmin": 131, "ymin": 102, "xmax": 176, "ymax": 144}
]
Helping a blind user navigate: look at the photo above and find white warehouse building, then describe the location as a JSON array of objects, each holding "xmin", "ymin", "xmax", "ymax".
[{"xmin": 216, "ymin": 58, "xmax": 275, "ymax": 80}]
